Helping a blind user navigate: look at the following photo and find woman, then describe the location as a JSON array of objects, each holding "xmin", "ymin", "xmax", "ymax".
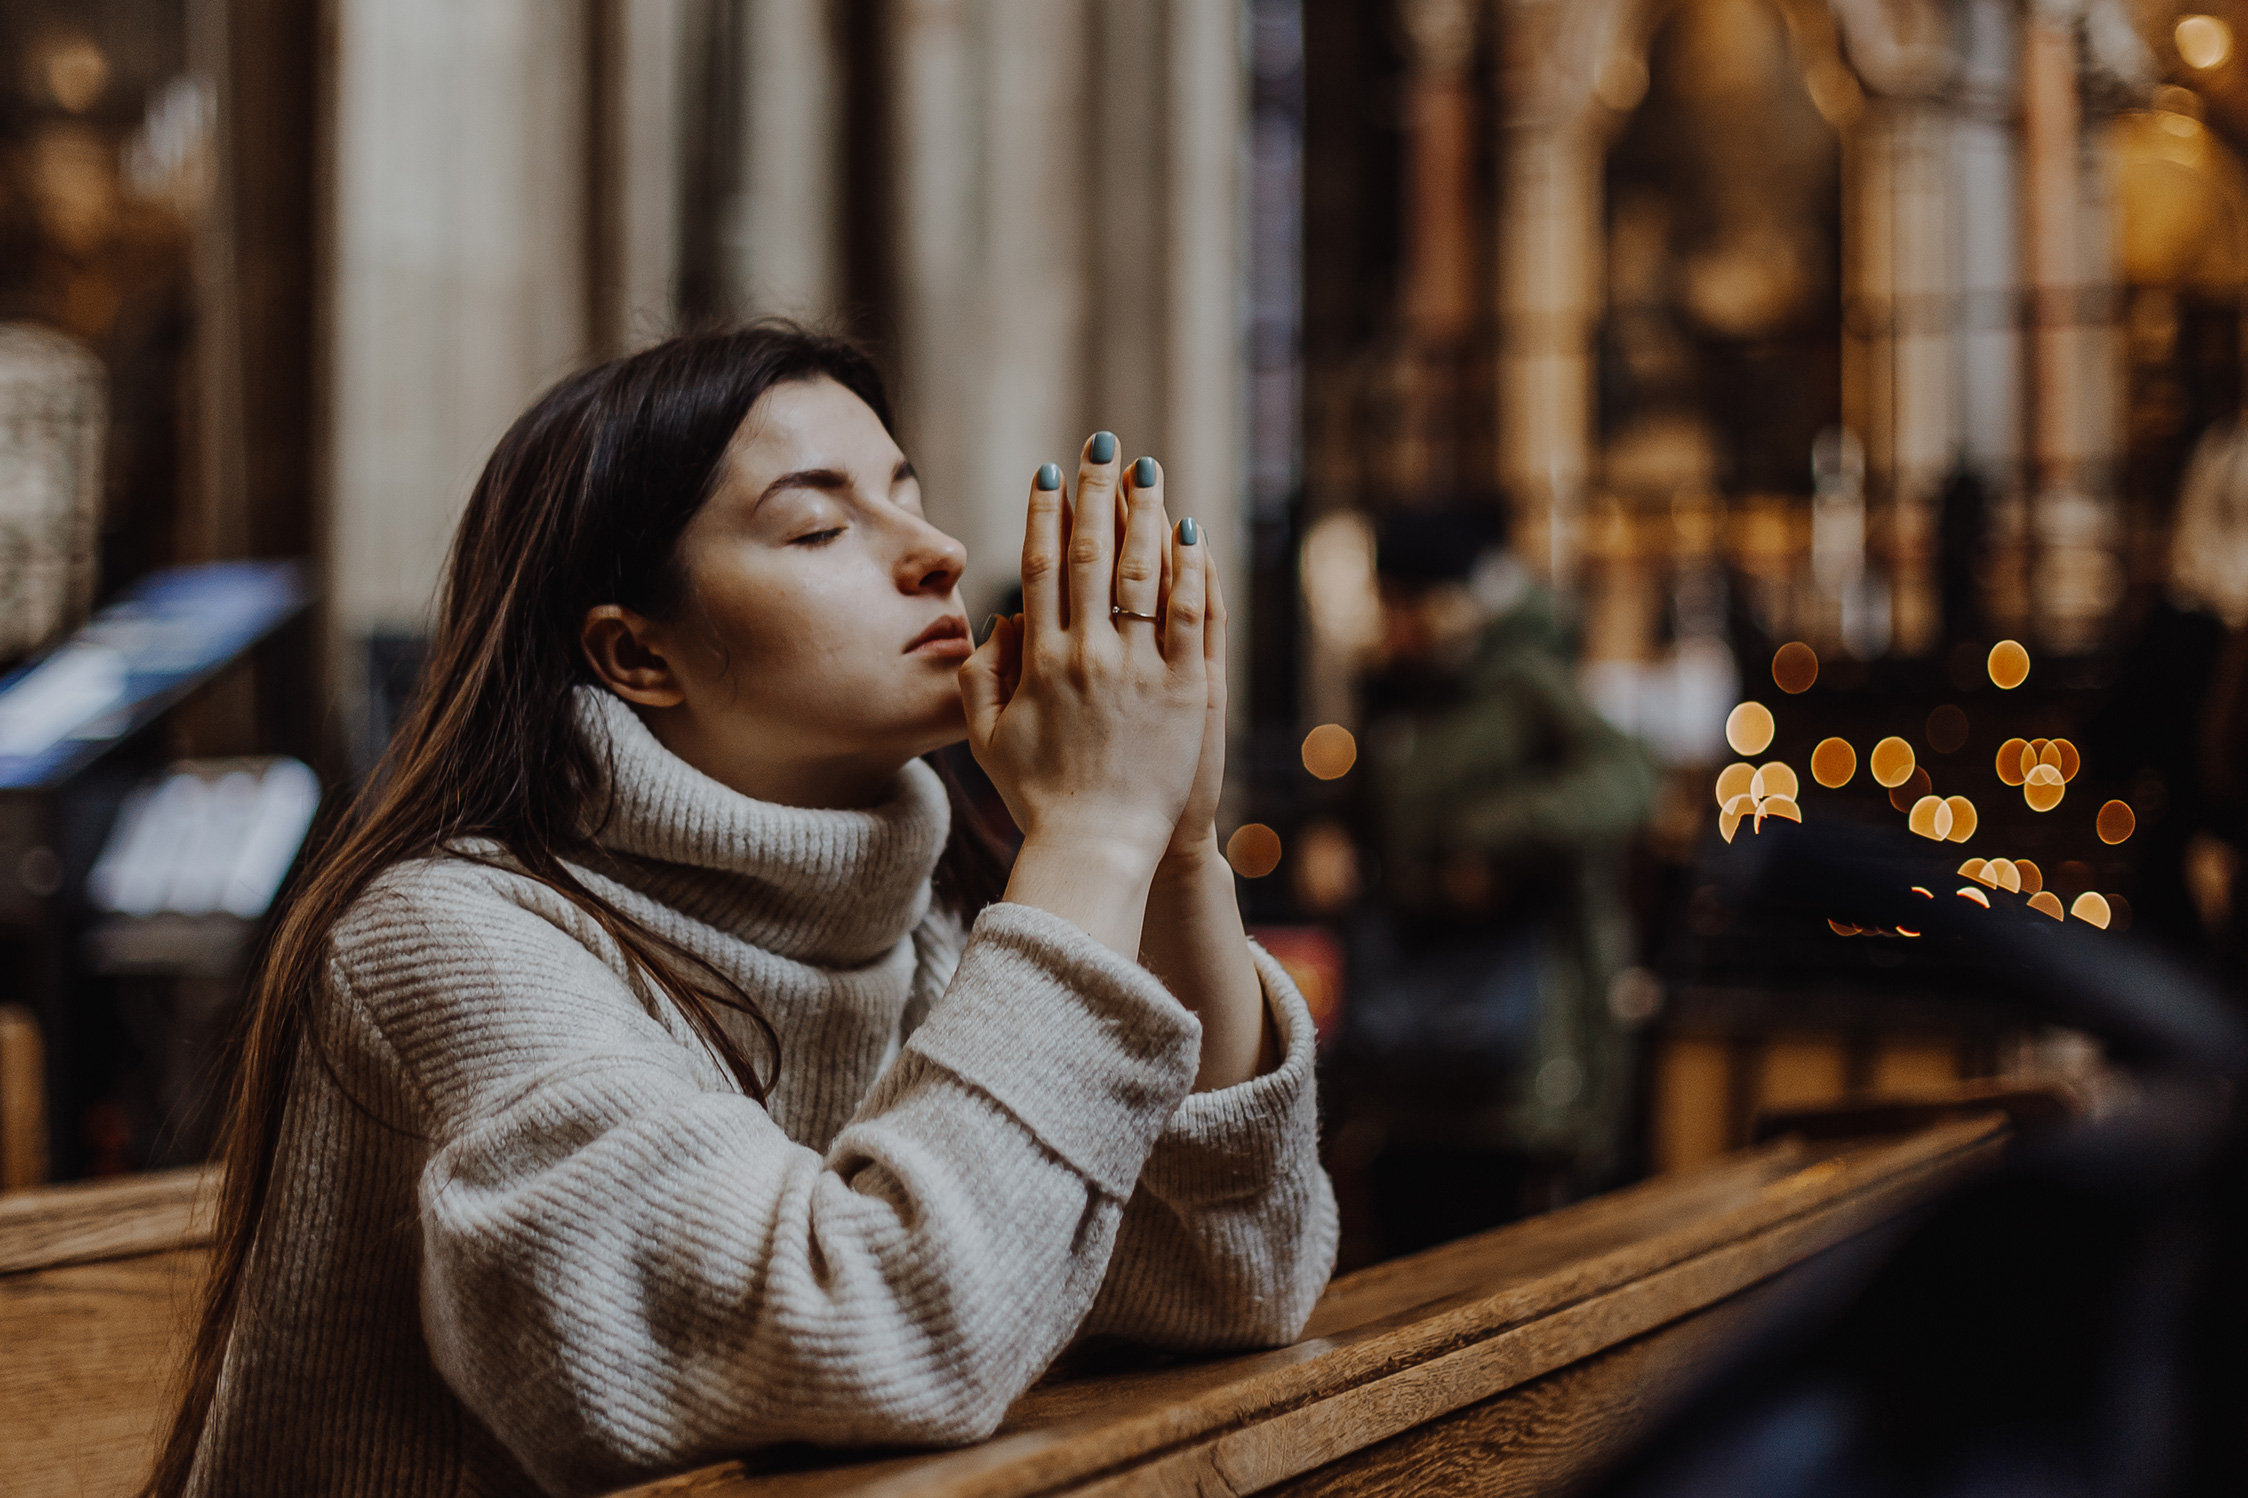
[{"xmin": 150, "ymin": 325, "xmax": 1336, "ymax": 1497}]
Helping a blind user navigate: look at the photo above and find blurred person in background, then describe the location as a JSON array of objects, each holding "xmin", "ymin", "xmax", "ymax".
[
  {"xmin": 1341, "ymin": 508, "xmax": 1656, "ymax": 1256},
  {"xmin": 2087, "ymin": 418, "xmax": 2248, "ymax": 996}
]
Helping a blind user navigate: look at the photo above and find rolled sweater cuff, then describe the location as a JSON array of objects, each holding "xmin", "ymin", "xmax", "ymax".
[
  {"xmin": 1140, "ymin": 941, "xmax": 1321, "ymax": 1203},
  {"xmin": 907, "ymin": 902, "xmax": 1201, "ymax": 1200}
]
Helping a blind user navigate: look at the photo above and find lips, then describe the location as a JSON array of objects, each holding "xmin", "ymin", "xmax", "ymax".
[{"xmin": 905, "ymin": 614, "xmax": 972, "ymax": 656}]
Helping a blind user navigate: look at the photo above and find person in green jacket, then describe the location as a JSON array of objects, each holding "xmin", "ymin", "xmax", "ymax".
[{"xmin": 1346, "ymin": 509, "xmax": 1656, "ymax": 1244}]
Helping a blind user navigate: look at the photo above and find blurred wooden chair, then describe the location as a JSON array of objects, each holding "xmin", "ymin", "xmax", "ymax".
[{"xmin": 1, "ymin": 1003, "xmax": 47, "ymax": 1189}]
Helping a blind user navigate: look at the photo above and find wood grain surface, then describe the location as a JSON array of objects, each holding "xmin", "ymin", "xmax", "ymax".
[
  {"xmin": 610, "ymin": 1113, "xmax": 2007, "ymax": 1498},
  {"xmin": 2, "ymin": 1168, "xmax": 218, "ymax": 1498},
  {"xmin": 0, "ymin": 1164, "xmax": 217, "ymax": 1275}
]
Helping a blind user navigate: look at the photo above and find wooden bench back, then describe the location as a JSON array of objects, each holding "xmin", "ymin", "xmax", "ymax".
[
  {"xmin": 0, "ymin": 1168, "xmax": 218, "ymax": 1498},
  {"xmin": 0, "ymin": 1115, "xmax": 2010, "ymax": 1498}
]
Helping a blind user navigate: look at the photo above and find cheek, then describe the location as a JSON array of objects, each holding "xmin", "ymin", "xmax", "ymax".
[{"xmin": 684, "ymin": 554, "xmax": 924, "ymax": 713}]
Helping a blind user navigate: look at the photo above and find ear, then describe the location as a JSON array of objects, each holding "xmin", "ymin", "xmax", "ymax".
[{"xmin": 580, "ymin": 605, "xmax": 687, "ymax": 707}]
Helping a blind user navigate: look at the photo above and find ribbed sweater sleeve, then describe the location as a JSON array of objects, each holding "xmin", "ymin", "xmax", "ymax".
[
  {"xmin": 1077, "ymin": 943, "xmax": 1339, "ymax": 1349},
  {"xmin": 341, "ymin": 882, "xmax": 1200, "ymax": 1498}
]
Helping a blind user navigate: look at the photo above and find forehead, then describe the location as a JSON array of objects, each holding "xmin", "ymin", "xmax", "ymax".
[{"xmin": 722, "ymin": 376, "xmax": 900, "ymax": 481}]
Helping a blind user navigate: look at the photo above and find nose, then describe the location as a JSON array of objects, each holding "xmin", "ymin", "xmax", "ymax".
[{"xmin": 895, "ymin": 515, "xmax": 967, "ymax": 597}]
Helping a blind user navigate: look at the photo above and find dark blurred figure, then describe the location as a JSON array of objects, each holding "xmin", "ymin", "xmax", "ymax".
[
  {"xmin": 2085, "ymin": 421, "xmax": 2248, "ymax": 993},
  {"xmin": 1342, "ymin": 507, "xmax": 1656, "ymax": 1256},
  {"xmin": 1936, "ymin": 463, "xmax": 1988, "ymax": 648}
]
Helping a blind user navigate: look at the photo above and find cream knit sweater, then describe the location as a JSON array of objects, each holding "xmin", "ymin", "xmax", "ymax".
[{"xmin": 185, "ymin": 689, "xmax": 1337, "ymax": 1497}]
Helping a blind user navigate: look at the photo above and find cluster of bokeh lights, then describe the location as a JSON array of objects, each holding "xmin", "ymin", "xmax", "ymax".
[{"xmin": 1716, "ymin": 638, "xmax": 2135, "ymax": 934}]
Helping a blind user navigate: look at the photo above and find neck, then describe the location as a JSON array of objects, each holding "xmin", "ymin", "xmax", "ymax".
[{"xmin": 636, "ymin": 704, "xmax": 910, "ymax": 810}]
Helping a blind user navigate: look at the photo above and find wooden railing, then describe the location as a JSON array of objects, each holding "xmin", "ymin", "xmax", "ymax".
[
  {"xmin": 0, "ymin": 1166, "xmax": 217, "ymax": 1498},
  {"xmin": 0, "ymin": 1115, "xmax": 2007, "ymax": 1498},
  {"xmin": 612, "ymin": 1112, "xmax": 2007, "ymax": 1497}
]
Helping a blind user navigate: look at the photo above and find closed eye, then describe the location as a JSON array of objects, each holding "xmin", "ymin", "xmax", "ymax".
[{"xmin": 791, "ymin": 527, "xmax": 846, "ymax": 547}]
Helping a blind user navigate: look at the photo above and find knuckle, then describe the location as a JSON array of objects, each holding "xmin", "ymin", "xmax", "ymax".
[
  {"xmin": 1020, "ymin": 550, "xmax": 1059, "ymax": 584},
  {"xmin": 1068, "ymin": 536, "xmax": 1105, "ymax": 567},
  {"xmin": 1116, "ymin": 556, "xmax": 1159, "ymax": 585}
]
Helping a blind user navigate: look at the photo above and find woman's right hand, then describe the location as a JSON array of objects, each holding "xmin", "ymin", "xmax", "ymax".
[{"xmin": 959, "ymin": 435, "xmax": 1209, "ymax": 955}]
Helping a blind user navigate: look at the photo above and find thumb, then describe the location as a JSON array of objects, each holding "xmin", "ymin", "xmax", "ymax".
[{"xmin": 958, "ymin": 615, "xmax": 1014, "ymax": 752}]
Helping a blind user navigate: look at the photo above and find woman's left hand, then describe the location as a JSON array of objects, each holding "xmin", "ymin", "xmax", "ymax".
[{"xmin": 1163, "ymin": 539, "xmax": 1229, "ymax": 866}]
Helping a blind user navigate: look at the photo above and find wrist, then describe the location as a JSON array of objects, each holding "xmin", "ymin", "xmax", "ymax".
[
  {"xmin": 1014, "ymin": 829, "xmax": 1167, "ymax": 889},
  {"xmin": 1154, "ymin": 828, "xmax": 1225, "ymax": 884}
]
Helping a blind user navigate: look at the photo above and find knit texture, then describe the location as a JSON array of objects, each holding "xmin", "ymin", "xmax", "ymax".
[{"xmin": 185, "ymin": 689, "xmax": 1337, "ymax": 1498}]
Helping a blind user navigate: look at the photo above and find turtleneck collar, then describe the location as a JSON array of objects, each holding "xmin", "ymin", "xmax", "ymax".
[{"xmin": 571, "ymin": 686, "xmax": 949, "ymax": 969}]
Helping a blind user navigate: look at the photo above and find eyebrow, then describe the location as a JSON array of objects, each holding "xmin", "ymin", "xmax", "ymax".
[{"xmin": 755, "ymin": 460, "xmax": 917, "ymax": 508}]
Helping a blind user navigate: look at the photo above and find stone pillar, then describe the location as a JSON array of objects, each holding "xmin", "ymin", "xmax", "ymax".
[
  {"xmin": 730, "ymin": 0, "xmax": 843, "ymax": 319},
  {"xmin": 2020, "ymin": 0, "xmax": 2123, "ymax": 651},
  {"xmin": 594, "ymin": 0, "xmax": 693, "ymax": 350},
  {"xmin": 890, "ymin": 0, "xmax": 1242, "ymax": 632},
  {"xmin": 1844, "ymin": 96, "xmax": 1952, "ymax": 655},
  {"xmin": 1399, "ymin": 0, "xmax": 1478, "ymax": 345},
  {"xmin": 326, "ymin": 0, "xmax": 593, "ymax": 754},
  {"xmin": 1164, "ymin": 0, "xmax": 1246, "ymax": 679},
  {"xmin": 1496, "ymin": 118, "xmax": 1599, "ymax": 583}
]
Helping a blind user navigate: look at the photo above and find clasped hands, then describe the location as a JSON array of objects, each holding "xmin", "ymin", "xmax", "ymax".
[{"xmin": 960, "ymin": 432, "xmax": 1228, "ymax": 957}]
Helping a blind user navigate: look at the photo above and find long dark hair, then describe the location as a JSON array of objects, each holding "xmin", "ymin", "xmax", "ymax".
[{"xmin": 144, "ymin": 323, "xmax": 1007, "ymax": 1496}]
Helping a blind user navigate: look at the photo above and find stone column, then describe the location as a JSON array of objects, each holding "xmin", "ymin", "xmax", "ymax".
[
  {"xmin": 1164, "ymin": 0, "xmax": 1246, "ymax": 679},
  {"xmin": 2020, "ymin": 0, "xmax": 2126, "ymax": 651},
  {"xmin": 890, "ymin": 0, "xmax": 1241, "ymax": 633},
  {"xmin": 1399, "ymin": 0, "xmax": 1478, "ymax": 345},
  {"xmin": 595, "ymin": 0, "xmax": 693, "ymax": 349},
  {"xmin": 326, "ymin": 0, "xmax": 593, "ymax": 755},
  {"xmin": 1495, "ymin": 117, "xmax": 1600, "ymax": 583},
  {"xmin": 1844, "ymin": 96, "xmax": 1952, "ymax": 655},
  {"xmin": 730, "ymin": 0, "xmax": 843, "ymax": 319}
]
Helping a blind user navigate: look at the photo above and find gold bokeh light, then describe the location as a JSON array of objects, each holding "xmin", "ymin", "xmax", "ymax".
[
  {"xmin": 1907, "ymin": 795, "xmax": 1955, "ymax": 840},
  {"xmin": 2016, "ymin": 859, "xmax": 2044, "ymax": 895},
  {"xmin": 1301, "ymin": 723, "xmax": 1358, "ymax": 780},
  {"xmin": 2097, "ymin": 800, "xmax": 2136, "ymax": 844},
  {"xmin": 1986, "ymin": 857, "xmax": 2022, "ymax": 893},
  {"xmin": 1987, "ymin": 640, "xmax": 2030, "ymax": 689},
  {"xmin": 1888, "ymin": 765, "xmax": 1933, "ymax": 813},
  {"xmin": 1995, "ymin": 737, "xmax": 2030, "ymax": 786},
  {"xmin": 2070, "ymin": 891, "xmax": 2113, "ymax": 929},
  {"xmin": 1869, "ymin": 735, "xmax": 1916, "ymax": 788},
  {"xmin": 1772, "ymin": 642, "xmax": 1818, "ymax": 694},
  {"xmin": 2024, "ymin": 763, "xmax": 2065, "ymax": 812},
  {"xmin": 2177, "ymin": 13, "xmax": 2233, "ymax": 70},
  {"xmin": 2028, "ymin": 889, "xmax": 2065, "ymax": 919},
  {"xmin": 1719, "ymin": 793, "xmax": 1757, "ymax": 844},
  {"xmin": 1225, "ymin": 823, "xmax": 1283, "ymax": 878},
  {"xmin": 1943, "ymin": 795, "xmax": 1977, "ymax": 842},
  {"xmin": 1751, "ymin": 761, "xmax": 1798, "ymax": 801},
  {"xmin": 1810, "ymin": 737, "xmax": 1856, "ymax": 788},
  {"xmin": 1726, "ymin": 701, "xmax": 1776, "ymax": 756},
  {"xmin": 1715, "ymin": 761, "xmax": 1756, "ymax": 808}
]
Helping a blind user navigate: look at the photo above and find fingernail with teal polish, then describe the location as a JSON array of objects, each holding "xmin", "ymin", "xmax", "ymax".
[
  {"xmin": 1035, "ymin": 462, "xmax": 1062, "ymax": 491},
  {"xmin": 1177, "ymin": 517, "xmax": 1199, "ymax": 546},
  {"xmin": 1089, "ymin": 431, "xmax": 1117, "ymax": 464},
  {"xmin": 1133, "ymin": 456, "xmax": 1158, "ymax": 488},
  {"xmin": 979, "ymin": 614, "xmax": 1002, "ymax": 643}
]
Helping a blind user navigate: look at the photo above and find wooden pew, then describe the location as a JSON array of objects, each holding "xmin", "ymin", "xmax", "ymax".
[
  {"xmin": 613, "ymin": 1112, "xmax": 2008, "ymax": 1498},
  {"xmin": 1, "ymin": 1167, "xmax": 217, "ymax": 1498},
  {"xmin": 0, "ymin": 1116, "xmax": 2004, "ymax": 1498}
]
